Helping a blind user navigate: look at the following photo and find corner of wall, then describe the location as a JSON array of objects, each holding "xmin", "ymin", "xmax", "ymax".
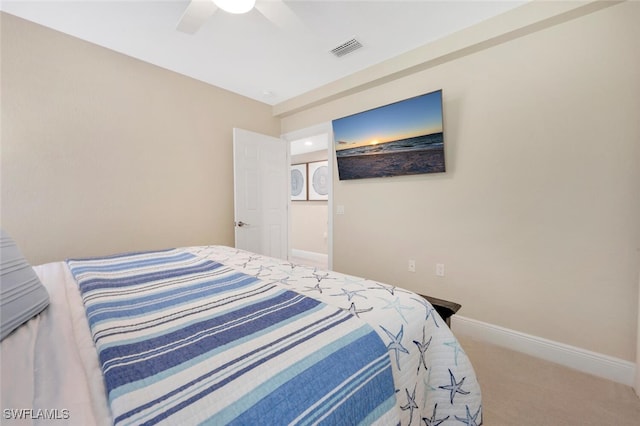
[
  {"xmin": 635, "ymin": 268, "xmax": 640, "ymax": 396},
  {"xmin": 452, "ymin": 315, "xmax": 636, "ymax": 388}
]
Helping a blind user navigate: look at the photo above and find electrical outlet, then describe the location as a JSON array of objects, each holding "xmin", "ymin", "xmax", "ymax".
[
  {"xmin": 408, "ymin": 259, "xmax": 416, "ymax": 273},
  {"xmin": 436, "ymin": 263, "xmax": 445, "ymax": 277}
]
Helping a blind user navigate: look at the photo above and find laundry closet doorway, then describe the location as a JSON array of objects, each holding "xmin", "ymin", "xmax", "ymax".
[{"xmin": 286, "ymin": 125, "xmax": 332, "ymax": 270}]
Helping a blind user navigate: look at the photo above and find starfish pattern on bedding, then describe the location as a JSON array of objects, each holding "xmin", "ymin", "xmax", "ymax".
[
  {"xmin": 341, "ymin": 302, "xmax": 373, "ymax": 318},
  {"xmin": 312, "ymin": 271, "xmax": 334, "ymax": 282},
  {"xmin": 302, "ymin": 271, "xmax": 334, "ymax": 285},
  {"xmin": 343, "ymin": 275, "xmax": 368, "ymax": 286},
  {"xmin": 422, "ymin": 368, "xmax": 438, "ymax": 407},
  {"xmin": 249, "ymin": 265, "xmax": 272, "ymax": 278},
  {"xmin": 304, "ymin": 282, "xmax": 328, "ymax": 294},
  {"xmin": 331, "ymin": 288, "xmax": 367, "ymax": 301},
  {"xmin": 413, "ymin": 297, "xmax": 440, "ymax": 328},
  {"xmin": 379, "ymin": 296, "xmax": 414, "ymax": 323},
  {"xmin": 268, "ymin": 276, "xmax": 296, "ymax": 286},
  {"xmin": 241, "ymin": 255, "xmax": 260, "ymax": 268},
  {"xmin": 413, "ymin": 326, "xmax": 432, "ymax": 374},
  {"xmin": 444, "ymin": 340, "xmax": 465, "ymax": 366},
  {"xmin": 454, "ymin": 404, "xmax": 483, "ymax": 426},
  {"xmin": 193, "ymin": 247, "xmax": 229, "ymax": 264},
  {"xmin": 422, "ymin": 403, "xmax": 449, "ymax": 426},
  {"xmin": 439, "ymin": 369, "xmax": 470, "ymax": 404},
  {"xmin": 281, "ymin": 261, "xmax": 303, "ymax": 271},
  {"xmin": 400, "ymin": 385, "xmax": 419, "ymax": 426},
  {"xmin": 380, "ymin": 325, "xmax": 410, "ymax": 370},
  {"xmin": 368, "ymin": 282, "xmax": 398, "ymax": 295}
]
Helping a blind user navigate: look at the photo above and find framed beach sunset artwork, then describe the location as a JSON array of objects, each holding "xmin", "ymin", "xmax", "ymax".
[{"xmin": 332, "ymin": 90, "xmax": 445, "ymax": 180}]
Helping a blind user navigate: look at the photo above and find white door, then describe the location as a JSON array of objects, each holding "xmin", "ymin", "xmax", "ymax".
[{"xmin": 233, "ymin": 128, "xmax": 288, "ymax": 259}]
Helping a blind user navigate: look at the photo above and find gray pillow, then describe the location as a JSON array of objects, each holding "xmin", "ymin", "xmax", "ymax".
[{"xmin": 0, "ymin": 229, "xmax": 50, "ymax": 341}]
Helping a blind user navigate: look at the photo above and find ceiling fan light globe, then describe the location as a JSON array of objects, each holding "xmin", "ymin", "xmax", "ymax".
[{"xmin": 213, "ymin": 0, "xmax": 256, "ymax": 14}]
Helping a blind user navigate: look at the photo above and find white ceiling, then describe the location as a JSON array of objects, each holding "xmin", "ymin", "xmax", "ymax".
[{"xmin": 0, "ymin": 1, "xmax": 527, "ymax": 106}]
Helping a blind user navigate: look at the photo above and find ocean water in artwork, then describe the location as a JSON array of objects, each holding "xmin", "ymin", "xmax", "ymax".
[{"xmin": 336, "ymin": 132, "xmax": 444, "ymax": 180}]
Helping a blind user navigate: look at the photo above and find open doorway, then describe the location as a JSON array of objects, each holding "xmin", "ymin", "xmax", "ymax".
[{"xmin": 285, "ymin": 125, "xmax": 333, "ymax": 270}]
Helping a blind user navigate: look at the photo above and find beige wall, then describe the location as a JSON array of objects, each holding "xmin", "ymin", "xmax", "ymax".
[
  {"xmin": 290, "ymin": 202, "xmax": 328, "ymax": 254},
  {"xmin": 281, "ymin": 2, "xmax": 640, "ymax": 361},
  {"xmin": 0, "ymin": 13, "xmax": 280, "ymax": 265}
]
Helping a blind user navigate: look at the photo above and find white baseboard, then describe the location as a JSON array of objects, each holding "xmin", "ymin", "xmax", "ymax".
[
  {"xmin": 451, "ymin": 315, "xmax": 636, "ymax": 387},
  {"xmin": 291, "ymin": 249, "xmax": 328, "ymax": 265}
]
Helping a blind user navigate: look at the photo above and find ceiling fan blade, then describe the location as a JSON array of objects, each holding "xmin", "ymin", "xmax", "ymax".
[
  {"xmin": 256, "ymin": 0, "xmax": 324, "ymax": 50},
  {"xmin": 255, "ymin": 0, "xmax": 310, "ymax": 39},
  {"xmin": 176, "ymin": 0, "xmax": 218, "ymax": 34}
]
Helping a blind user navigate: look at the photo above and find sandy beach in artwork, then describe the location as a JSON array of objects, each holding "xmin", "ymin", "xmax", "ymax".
[{"xmin": 337, "ymin": 145, "xmax": 445, "ymax": 180}]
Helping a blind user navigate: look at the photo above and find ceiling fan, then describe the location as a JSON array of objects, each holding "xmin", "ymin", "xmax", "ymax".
[{"xmin": 176, "ymin": 0, "xmax": 306, "ymax": 35}]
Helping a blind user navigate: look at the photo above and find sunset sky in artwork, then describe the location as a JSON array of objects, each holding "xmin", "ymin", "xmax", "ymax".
[{"xmin": 332, "ymin": 90, "xmax": 443, "ymax": 151}]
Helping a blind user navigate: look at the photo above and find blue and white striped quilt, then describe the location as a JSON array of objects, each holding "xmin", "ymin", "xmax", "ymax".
[
  {"xmin": 67, "ymin": 249, "xmax": 399, "ymax": 425},
  {"xmin": 186, "ymin": 246, "xmax": 483, "ymax": 426}
]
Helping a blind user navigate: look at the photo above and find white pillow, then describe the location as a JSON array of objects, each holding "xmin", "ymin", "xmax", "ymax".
[{"xmin": 0, "ymin": 229, "xmax": 50, "ymax": 341}]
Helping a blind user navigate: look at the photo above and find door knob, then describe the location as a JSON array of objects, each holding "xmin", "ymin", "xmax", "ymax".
[{"xmin": 236, "ymin": 221, "xmax": 249, "ymax": 227}]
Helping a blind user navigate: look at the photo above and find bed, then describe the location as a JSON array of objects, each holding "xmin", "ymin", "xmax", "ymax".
[{"xmin": 1, "ymin": 244, "xmax": 482, "ymax": 425}]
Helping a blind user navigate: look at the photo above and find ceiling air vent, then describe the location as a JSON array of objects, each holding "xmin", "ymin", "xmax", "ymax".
[{"xmin": 330, "ymin": 38, "xmax": 363, "ymax": 58}]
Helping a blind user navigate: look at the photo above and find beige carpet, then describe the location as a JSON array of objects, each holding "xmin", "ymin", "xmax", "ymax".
[{"xmin": 456, "ymin": 334, "xmax": 640, "ymax": 425}]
